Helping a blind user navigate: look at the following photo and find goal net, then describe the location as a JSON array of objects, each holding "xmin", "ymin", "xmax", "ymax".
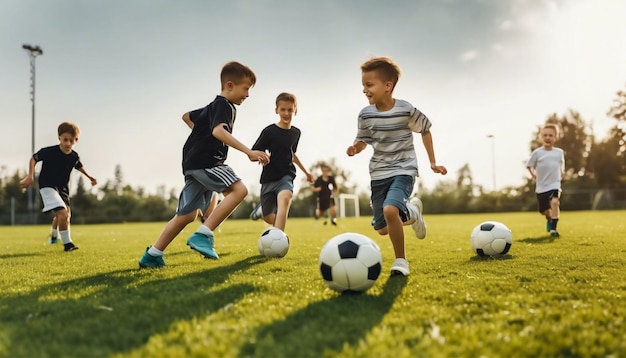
[{"xmin": 338, "ymin": 193, "xmax": 360, "ymax": 218}]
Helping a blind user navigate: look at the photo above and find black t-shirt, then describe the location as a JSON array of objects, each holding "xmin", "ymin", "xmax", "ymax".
[
  {"xmin": 182, "ymin": 96, "xmax": 236, "ymax": 172},
  {"xmin": 33, "ymin": 145, "xmax": 83, "ymax": 189},
  {"xmin": 314, "ymin": 175, "xmax": 336, "ymax": 199},
  {"xmin": 252, "ymin": 124, "xmax": 301, "ymax": 184}
]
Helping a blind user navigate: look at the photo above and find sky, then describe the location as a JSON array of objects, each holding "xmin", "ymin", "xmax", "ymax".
[{"xmin": 2, "ymin": 0, "xmax": 626, "ymax": 199}]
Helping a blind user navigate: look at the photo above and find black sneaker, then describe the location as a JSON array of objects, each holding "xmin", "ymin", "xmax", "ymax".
[
  {"xmin": 331, "ymin": 219, "xmax": 337, "ymax": 226},
  {"xmin": 550, "ymin": 231, "xmax": 560, "ymax": 238},
  {"xmin": 64, "ymin": 242, "xmax": 79, "ymax": 251}
]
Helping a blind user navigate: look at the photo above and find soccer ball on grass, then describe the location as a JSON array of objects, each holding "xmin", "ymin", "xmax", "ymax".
[
  {"xmin": 258, "ymin": 228, "xmax": 290, "ymax": 258},
  {"xmin": 319, "ymin": 232, "xmax": 382, "ymax": 293},
  {"xmin": 470, "ymin": 221, "xmax": 512, "ymax": 256}
]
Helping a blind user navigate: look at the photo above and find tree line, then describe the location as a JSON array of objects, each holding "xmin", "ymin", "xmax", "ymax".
[{"xmin": 1, "ymin": 84, "xmax": 625, "ymax": 225}]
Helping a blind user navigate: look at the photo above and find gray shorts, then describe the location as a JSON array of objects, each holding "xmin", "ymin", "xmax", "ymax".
[
  {"xmin": 177, "ymin": 165, "xmax": 240, "ymax": 215},
  {"xmin": 259, "ymin": 175, "xmax": 294, "ymax": 217}
]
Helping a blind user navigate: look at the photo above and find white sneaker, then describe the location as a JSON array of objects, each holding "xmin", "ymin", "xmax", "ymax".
[
  {"xmin": 250, "ymin": 203, "xmax": 263, "ymax": 220},
  {"xmin": 390, "ymin": 258, "xmax": 410, "ymax": 276},
  {"xmin": 407, "ymin": 198, "xmax": 426, "ymax": 239}
]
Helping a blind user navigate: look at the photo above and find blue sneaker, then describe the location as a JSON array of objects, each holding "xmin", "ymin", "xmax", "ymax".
[
  {"xmin": 187, "ymin": 233, "xmax": 219, "ymax": 259},
  {"xmin": 49, "ymin": 236, "xmax": 59, "ymax": 244},
  {"xmin": 139, "ymin": 247, "xmax": 165, "ymax": 268}
]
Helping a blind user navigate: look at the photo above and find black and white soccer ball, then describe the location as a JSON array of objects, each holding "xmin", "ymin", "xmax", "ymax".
[
  {"xmin": 470, "ymin": 221, "xmax": 512, "ymax": 256},
  {"xmin": 258, "ymin": 227, "xmax": 289, "ymax": 258},
  {"xmin": 319, "ymin": 233, "xmax": 382, "ymax": 293}
]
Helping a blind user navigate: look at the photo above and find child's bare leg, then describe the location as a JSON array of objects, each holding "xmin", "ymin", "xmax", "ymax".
[
  {"xmin": 56, "ymin": 208, "xmax": 70, "ymax": 231},
  {"xmin": 273, "ymin": 190, "xmax": 293, "ymax": 231},
  {"xmin": 550, "ymin": 197, "xmax": 560, "ymax": 220},
  {"xmin": 153, "ymin": 211, "xmax": 197, "ymax": 251},
  {"xmin": 204, "ymin": 181, "xmax": 247, "ymax": 231},
  {"xmin": 383, "ymin": 205, "xmax": 405, "ymax": 258},
  {"xmin": 329, "ymin": 205, "xmax": 337, "ymax": 221},
  {"xmin": 263, "ymin": 213, "xmax": 276, "ymax": 227}
]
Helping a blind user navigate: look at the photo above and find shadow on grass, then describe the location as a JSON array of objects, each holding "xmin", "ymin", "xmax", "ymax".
[
  {"xmin": 0, "ymin": 253, "xmax": 41, "ymax": 259},
  {"xmin": 0, "ymin": 255, "xmax": 264, "ymax": 357},
  {"xmin": 469, "ymin": 254, "xmax": 514, "ymax": 262},
  {"xmin": 239, "ymin": 276, "xmax": 407, "ymax": 357},
  {"xmin": 518, "ymin": 235, "xmax": 557, "ymax": 244}
]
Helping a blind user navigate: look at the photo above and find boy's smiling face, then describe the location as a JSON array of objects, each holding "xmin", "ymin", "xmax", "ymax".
[
  {"xmin": 540, "ymin": 127, "xmax": 557, "ymax": 148},
  {"xmin": 361, "ymin": 70, "xmax": 393, "ymax": 107}
]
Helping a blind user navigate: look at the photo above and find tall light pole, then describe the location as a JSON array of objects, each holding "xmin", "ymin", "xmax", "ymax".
[
  {"xmin": 23, "ymin": 44, "xmax": 43, "ymax": 224},
  {"xmin": 487, "ymin": 134, "xmax": 496, "ymax": 191}
]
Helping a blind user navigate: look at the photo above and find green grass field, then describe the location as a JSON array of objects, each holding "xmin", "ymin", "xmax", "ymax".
[{"xmin": 1, "ymin": 211, "xmax": 625, "ymax": 357}]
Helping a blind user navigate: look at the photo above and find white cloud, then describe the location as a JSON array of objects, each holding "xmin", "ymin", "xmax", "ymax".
[{"xmin": 460, "ymin": 50, "xmax": 480, "ymax": 62}]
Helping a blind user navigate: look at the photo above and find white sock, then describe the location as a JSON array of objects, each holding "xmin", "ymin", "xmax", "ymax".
[
  {"xmin": 148, "ymin": 246, "xmax": 163, "ymax": 256},
  {"xmin": 51, "ymin": 228, "xmax": 58, "ymax": 238},
  {"xmin": 59, "ymin": 230, "xmax": 71, "ymax": 244},
  {"xmin": 196, "ymin": 225, "xmax": 214, "ymax": 237}
]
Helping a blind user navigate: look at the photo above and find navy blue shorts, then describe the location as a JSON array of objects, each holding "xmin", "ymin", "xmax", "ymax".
[{"xmin": 370, "ymin": 175, "xmax": 414, "ymax": 230}]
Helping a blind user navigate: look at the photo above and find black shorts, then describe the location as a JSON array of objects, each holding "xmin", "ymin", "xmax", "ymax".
[
  {"xmin": 317, "ymin": 197, "xmax": 335, "ymax": 212},
  {"xmin": 536, "ymin": 190, "xmax": 560, "ymax": 213}
]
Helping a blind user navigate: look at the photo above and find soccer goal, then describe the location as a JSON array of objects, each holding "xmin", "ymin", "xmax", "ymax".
[{"xmin": 338, "ymin": 193, "xmax": 360, "ymax": 218}]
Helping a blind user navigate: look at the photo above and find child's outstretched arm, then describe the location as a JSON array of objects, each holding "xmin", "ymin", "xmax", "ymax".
[
  {"xmin": 19, "ymin": 157, "xmax": 36, "ymax": 188},
  {"xmin": 212, "ymin": 125, "xmax": 269, "ymax": 165},
  {"xmin": 77, "ymin": 167, "xmax": 97, "ymax": 185},
  {"xmin": 293, "ymin": 154, "xmax": 314, "ymax": 184},
  {"xmin": 421, "ymin": 131, "xmax": 447, "ymax": 175}
]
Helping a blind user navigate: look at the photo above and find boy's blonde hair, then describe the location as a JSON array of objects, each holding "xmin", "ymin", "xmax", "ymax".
[
  {"xmin": 543, "ymin": 122, "xmax": 560, "ymax": 138},
  {"xmin": 58, "ymin": 122, "xmax": 80, "ymax": 137},
  {"xmin": 361, "ymin": 56, "xmax": 402, "ymax": 90},
  {"xmin": 220, "ymin": 61, "xmax": 257, "ymax": 89}
]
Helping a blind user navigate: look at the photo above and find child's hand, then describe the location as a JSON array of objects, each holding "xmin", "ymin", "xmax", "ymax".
[
  {"xmin": 19, "ymin": 177, "xmax": 32, "ymax": 189},
  {"xmin": 346, "ymin": 146, "xmax": 358, "ymax": 157},
  {"xmin": 431, "ymin": 164, "xmax": 448, "ymax": 175},
  {"xmin": 250, "ymin": 150, "xmax": 270, "ymax": 166}
]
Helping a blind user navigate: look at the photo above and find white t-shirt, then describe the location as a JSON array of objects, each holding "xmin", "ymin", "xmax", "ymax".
[{"xmin": 526, "ymin": 146, "xmax": 565, "ymax": 193}]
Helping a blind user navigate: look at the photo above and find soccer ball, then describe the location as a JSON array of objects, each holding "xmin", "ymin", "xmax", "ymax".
[
  {"xmin": 319, "ymin": 233, "xmax": 382, "ymax": 293},
  {"xmin": 470, "ymin": 221, "xmax": 513, "ymax": 256},
  {"xmin": 258, "ymin": 228, "xmax": 290, "ymax": 258}
]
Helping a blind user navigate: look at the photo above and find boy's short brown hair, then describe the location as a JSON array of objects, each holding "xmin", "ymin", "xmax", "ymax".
[
  {"xmin": 275, "ymin": 92, "xmax": 297, "ymax": 107},
  {"xmin": 58, "ymin": 122, "xmax": 80, "ymax": 137},
  {"xmin": 361, "ymin": 56, "xmax": 402, "ymax": 89},
  {"xmin": 220, "ymin": 61, "xmax": 257, "ymax": 89}
]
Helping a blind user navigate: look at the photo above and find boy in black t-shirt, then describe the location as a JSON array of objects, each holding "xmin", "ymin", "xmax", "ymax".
[
  {"xmin": 139, "ymin": 61, "xmax": 269, "ymax": 268},
  {"xmin": 20, "ymin": 122, "xmax": 98, "ymax": 251},
  {"xmin": 313, "ymin": 164, "xmax": 338, "ymax": 225},
  {"xmin": 251, "ymin": 93, "xmax": 313, "ymax": 232}
]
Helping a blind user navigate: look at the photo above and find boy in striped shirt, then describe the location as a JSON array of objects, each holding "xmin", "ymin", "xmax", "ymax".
[{"xmin": 347, "ymin": 57, "xmax": 447, "ymax": 276}]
